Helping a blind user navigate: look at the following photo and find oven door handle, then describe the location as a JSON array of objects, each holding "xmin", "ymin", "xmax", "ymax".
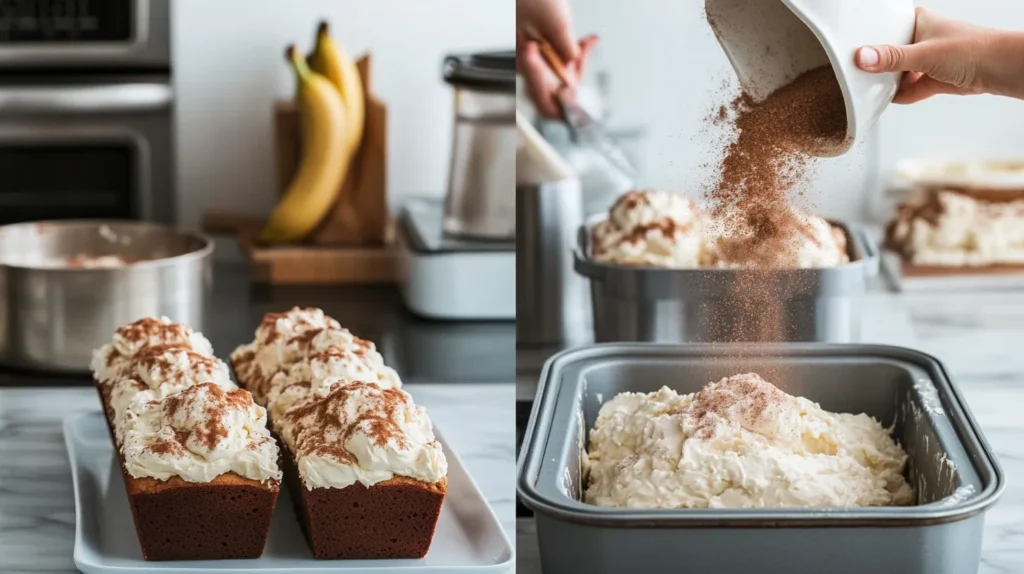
[{"xmin": 0, "ymin": 83, "xmax": 173, "ymax": 114}]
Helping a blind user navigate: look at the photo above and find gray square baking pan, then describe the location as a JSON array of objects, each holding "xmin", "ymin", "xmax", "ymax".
[
  {"xmin": 517, "ymin": 344, "xmax": 1004, "ymax": 574},
  {"xmin": 574, "ymin": 220, "xmax": 879, "ymax": 343}
]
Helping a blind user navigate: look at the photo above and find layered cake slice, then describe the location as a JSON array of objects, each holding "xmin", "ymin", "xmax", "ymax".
[
  {"xmin": 232, "ymin": 307, "xmax": 448, "ymax": 559},
  {"xmin": 90, "ymin": 317, "xmax": 281, "ymax": 561}
]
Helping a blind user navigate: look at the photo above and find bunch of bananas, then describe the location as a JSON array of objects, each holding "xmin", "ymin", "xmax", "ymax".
[{"xmin": 262, "ymin": 22, "xmax": 365, "ymax": 244}]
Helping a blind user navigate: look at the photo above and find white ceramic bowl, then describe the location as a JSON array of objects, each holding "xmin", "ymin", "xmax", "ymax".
[{"xmin": 706, "ymin": 0, "xmax": 916, "ymax": 157}]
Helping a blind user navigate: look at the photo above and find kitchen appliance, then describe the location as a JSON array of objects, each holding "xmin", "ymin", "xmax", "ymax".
[
  {"xmin": 441, "ymin": 50, "xmax": 516, "ymax": 240},
  {"xmin": 516, "ymin": 111, "xmax": 585, "ymax": 346},
  {"xmin": 575, "ymin": 221, "xmax": 880, "ymax": 343},
  {"xmin": 0, "ymin": 221, "xmax": 212, "ymax": 372},
  {"xmin": 0, "ymin": 0, "xmax": 173, "ymax": 225},
  {"xmin": 705, "ymin": 0, "xmax": 915, "ymax": 157},
  {"xmin": 397, "ymin": 198, "xmax": 515, "ymax": 320},
  {"xmin": 518, "ymin": 343, "xmax": 1004, "ymax": 574}
]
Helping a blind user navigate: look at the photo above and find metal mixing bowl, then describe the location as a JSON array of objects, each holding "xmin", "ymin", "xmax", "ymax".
[{"xmin": 0, "ymin": 221, "xmax": 213, "ymax": 372}]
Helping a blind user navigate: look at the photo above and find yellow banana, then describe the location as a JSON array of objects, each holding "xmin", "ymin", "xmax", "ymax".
[
  {"xmin": 308, "ymin": 21, "xmax": 365, "ymax": 153},
  {"xmin": 262, "ymin": 45, "xmax": 353, "ymax": 244}
]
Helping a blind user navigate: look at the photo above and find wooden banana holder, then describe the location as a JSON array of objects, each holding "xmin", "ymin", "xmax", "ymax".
[{"xmin": 202, "ymin": 54, "xmax": 398, "ymax": 285}]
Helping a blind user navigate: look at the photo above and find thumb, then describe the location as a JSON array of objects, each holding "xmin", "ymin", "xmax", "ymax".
[{"xmin": 856, "ymin": 44, "xmax": 937, "ymax": 74}]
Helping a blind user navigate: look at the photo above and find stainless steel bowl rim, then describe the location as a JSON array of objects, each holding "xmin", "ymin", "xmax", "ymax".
[
  {"xmin": 0, "ymin": 220, "xmax": 214, "ymax": 272},
  {"xmin": 517, "ymin": 343, "xmax": 1005, "ymax": 527}
]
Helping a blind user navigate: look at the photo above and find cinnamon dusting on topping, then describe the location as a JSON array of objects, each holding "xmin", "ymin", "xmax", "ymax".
[
  {"xmin": 129, "ymin": 343, "xmax": 218, "ymax": 375},
  {"xmin": 283, "ymin": 381, "xmax": 410, "ymax": 466}
]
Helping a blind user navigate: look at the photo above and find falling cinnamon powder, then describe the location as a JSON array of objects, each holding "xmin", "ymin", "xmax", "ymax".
[{"xmin": 701, "ymin": 64, "xmax": 847, "ymax": 365}]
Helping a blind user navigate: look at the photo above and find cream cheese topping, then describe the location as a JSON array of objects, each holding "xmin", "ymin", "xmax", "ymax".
[
  {"xmin": 90, "ymin": 317, "xmax": 214, "ymax": 384},
  {"xmin": 229, "ymin": 307, "xmax": 342, "ymax": 401},
  {"xmin": 888, "ymin": 190, "xmax": 1024, "ymax": 266},
  {"xmin": 262, "ymin": 329, "xmax": 402, "ymax": 421},
  {"xmin": 585, "ymin": 373, "xmax": 914, "ymax": 509},
  {"xmin": 277, "ymin": 381, "xmax": 446, "ymax": 489},
  {"xmin": 120, "ymin": 382, "xmax": 281, "ymax": 484},
  {"xmin": 108, "ymin": 345, "xmax": 237, "ymax": 439}
]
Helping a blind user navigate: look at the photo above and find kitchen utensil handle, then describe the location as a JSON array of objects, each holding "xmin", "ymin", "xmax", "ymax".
[
  {"xmin": 538, "ymin": 42, "xmax": 572, "ymax": 87},
  {"xmin": 855, "ymin": 227, "xmax": 881, "ymax": 278},
  {"xmin": 0, "ymin": 83, "xmax": 172, "ymax": 114}
]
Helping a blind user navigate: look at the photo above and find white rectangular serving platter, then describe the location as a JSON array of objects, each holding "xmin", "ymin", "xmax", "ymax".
[
  {"xmin": 64, "ymin": 411, "xmax": 514, "ymax": 574},
  {"xmin": 882, "ymin": 251, "xmax": 1024, "ymax": 292}
]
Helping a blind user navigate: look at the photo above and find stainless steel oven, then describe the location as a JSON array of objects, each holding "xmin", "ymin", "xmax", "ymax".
[
  {"xmin": 0, "ymin": 0, "xmax": 169, "ymax": 69},
  {"xmin": 0, "ymin": 0, "xmax": 173, "ymax": 225},
  {"xmin": 0, "ymin": 77, "xmax": 173, "ymax": 223}
]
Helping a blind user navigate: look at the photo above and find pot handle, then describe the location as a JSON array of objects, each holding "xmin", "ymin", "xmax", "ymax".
[
  {"xmin": 854, "ymin": 227, "xmax": 881, "ymax": 278},
  {"xmin": 573, "ymin": 248, "xmax": 606, "ymax": 280}
]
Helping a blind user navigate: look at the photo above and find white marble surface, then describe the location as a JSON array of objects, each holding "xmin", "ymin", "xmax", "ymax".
[
  {"xmin": 0, "ymin": 383, "xmax": 514, "ymax": 574},
  {"xmin": 518, "ymin": 287, "xmax": 1024, "ymax": 574}
]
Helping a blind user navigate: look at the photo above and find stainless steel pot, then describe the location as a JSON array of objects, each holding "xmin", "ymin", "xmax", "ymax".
[
  {"xmin": 574, "ymin": 221, "xmax": 879, "ymax": 343},
  {"xmin": 0, "ymin": 221, "xmax": 213, "ymax": 372}
]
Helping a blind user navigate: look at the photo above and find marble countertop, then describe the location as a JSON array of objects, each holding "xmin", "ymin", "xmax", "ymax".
[
  {"xmin": 518, "ymin": 287, "xmax": 1024, "ymax": 574},
  {"xmin": 0, "ymin": 383, "xmax": 514, "ymax": 574}
]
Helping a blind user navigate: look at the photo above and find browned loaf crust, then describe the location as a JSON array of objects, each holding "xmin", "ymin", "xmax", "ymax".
[
  {"xmin": 279, "ymin": 441, "xmax": 447, "ymax": 559},
  {"xmin": 94, "ymin": 378, "xmax": 279, "ymax": 561}
]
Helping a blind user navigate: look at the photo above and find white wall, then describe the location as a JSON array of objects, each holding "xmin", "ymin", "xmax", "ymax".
[
  {"xmin": 172, "ymin": 0, "xmax": 513, "ymax": 233},
  {"xmin": 570, "ymin": 0, "xmax": 1024, "ymax": 222}
]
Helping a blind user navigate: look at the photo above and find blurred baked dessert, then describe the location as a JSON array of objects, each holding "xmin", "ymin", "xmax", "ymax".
[
  {"xmin": 585, "ymin": 373, "xmax": 913, "ymax": 509},
  {"xmin": 591, "ymin": 189, "xmax": 849, "ymax": 269},
  {"xmin": 91, "ymin": 317, "xmax": 280, "ymax": 561},
  {"xmin": 232, "ymin": 307, "xmax": 448, "ymax": 559},
  {"xmin": 886, "ymin": 188, "xmax": 1024, "ymax": 270}
]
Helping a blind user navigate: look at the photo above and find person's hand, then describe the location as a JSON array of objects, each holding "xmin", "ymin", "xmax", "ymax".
[
  {"xmin": 855, "ymin": 7, "xmax": 1024, "ymax": 104},
  {"xmin": 517, "ymin": 0, "xmax": 598, "ymax": 118}
]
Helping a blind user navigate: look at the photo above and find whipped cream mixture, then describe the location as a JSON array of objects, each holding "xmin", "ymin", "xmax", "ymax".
[
  {"xmin": 887, "ymin": 189, "xmax": 1024, "ymax": 266},
  {"xmin": 592, "ymin": 190, "xmax": 708, "ymax": 267},
  {"xmin": 592, "ymin": 189, "xmax": 848, "ymax": 269},
  {"xmin": 707, "ymin": 211, "xmax": 850, "ymax": 269},
  {"xmin": 278, "ymin": 381, "xmax": 447, "ymax": 489},
  {"xmin": 120, "ymin": 383, "xmax": 281, "ymax": 484},
  {"xmin": 585, "ymin": 373, "xmax": 914, "ymax": 509},
  {"xmin": 91, "ymin": 317, "xmax": 214, "ymax": 384}
]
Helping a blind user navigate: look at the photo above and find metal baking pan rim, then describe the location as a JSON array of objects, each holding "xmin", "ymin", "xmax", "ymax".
[
  {"xmin": 516, "ymin": 342, "xmax": 1005, "ymax": 527},
  {"xmin": 574, "ymin": 218, "xmax": 878, "ymax": 276}
]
